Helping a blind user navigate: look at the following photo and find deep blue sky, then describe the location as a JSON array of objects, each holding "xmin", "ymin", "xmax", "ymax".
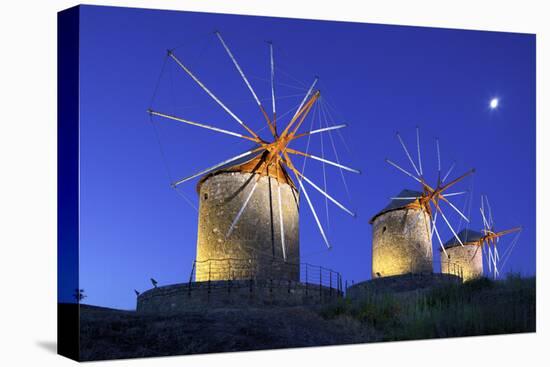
[{"xmin": 72, "ymin": 5, "xmax": 535, "ymax": 309}]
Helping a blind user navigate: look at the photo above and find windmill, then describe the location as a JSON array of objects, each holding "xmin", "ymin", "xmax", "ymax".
[
  {"xmin": 371, "ymin": 127, "xmax": 474, "ymax": 278},
  {"xmin": 441, "ymin": 195, "xmax": 522, "ymax": 280},
  {"xmin": 148, "ymin": 32, "xmax": 359, "ymax": 282}
]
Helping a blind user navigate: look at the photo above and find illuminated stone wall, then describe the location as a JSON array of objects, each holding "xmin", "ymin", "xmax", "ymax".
[
  {"xmin": 440, "ymin": 244, "xmax": 483, "ymax": 281},
  {"xmin": 371, "ymin": 208, "xmax": 433, "ymax": 277},
  {"xmin": 195, "ymin": 172, "xmax": 299, "ymax": 282}
]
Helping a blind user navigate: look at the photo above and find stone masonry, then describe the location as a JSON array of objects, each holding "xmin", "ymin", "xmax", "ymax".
[
  {"xmin": 441, "ymin": 244, "xmax": 483, "ymax": 281},
  {"xmin": 371, "ymin": 208, "xmax": 433, "ymax": 277},
  {"xmin": 196, "ymin": 171, "xmax": 300, "ymax": 281}
]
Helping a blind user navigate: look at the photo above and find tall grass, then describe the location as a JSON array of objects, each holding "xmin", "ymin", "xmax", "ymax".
[{"xmin": 320, "ymin": 275, "xmax": 535, "ymax": 341}]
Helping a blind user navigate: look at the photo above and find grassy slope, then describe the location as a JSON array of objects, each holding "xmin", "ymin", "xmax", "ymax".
[
  {"xmin": 321, "ymin": 274, "xmax": 536, "ymax": 340},
  {"xmin": 78, "ymin": 275, "xmax": 535, "ymax": 361}
]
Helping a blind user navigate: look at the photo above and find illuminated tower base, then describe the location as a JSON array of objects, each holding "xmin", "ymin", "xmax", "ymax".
[
  {"xmin": 195, "ymin": 168, "xmax": 299, "ymax": 282},
  {"xmin": 370, "ymin": 190, "xmax": 433, "ymax": 278}
]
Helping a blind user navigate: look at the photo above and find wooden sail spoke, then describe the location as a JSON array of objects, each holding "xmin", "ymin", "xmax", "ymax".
[
  {"xmin": 167, "ymin": 50, "xmax": 261, "ymax": 141},
  {"xmin": 171, "ymin": 148, "xmax": 264, "ymax": 187},
  {"xmin": 279, "ymin": 78, "xmax": 319, "ymax": 138},
  {"xmin": 431, "ymin": 217, "xmax": 448, "ymax": 259},
  {"xmin": 441, "ymin": 191, "xmax": 467, "ymax": 198},
  {"xmin": 148, "ymin": 109, "xmax": 260, "ymax": 143},
  {"xmin": 480, "ymin": 207, "xmax": 491, "ymax": 231},
  {"xmin": 276, "ymin": 180, "xmax": 287, "ymax": 261},
  {"xmin": 293, "ymin": 167, "xmax": 356, "ymax": 217},
  {"xmin": 396, "ymin": 132, "xmax": 421, "ymax": 177},
  {"xmin": 269, "ymin": 42, "xmax": 277, "ymax": 134},
  {"xmin": 494, "ymin": 227, "xmax": 522, "ymax": 237},
  {"xmin": 439, "ymin": 168, "xmax": 475, "ymax": 194},
  {"xmin": 434, "ymin": 200, "xmax": 464, "ymax": 246},
  {"xmin": 215, "ymin": 31, "xmax": 277, "ymax": 137},
  {"xmin": 288, "ymin": 148, "xmax": 360, "ymax": 173},
  {"xmin": 226, "ymin": 177, "xmax": 260, "ymax": 237},
  {"xmin": 442, "ymin": 162, "xmax": 456, "ymax": 183},
  {"xmin": 416, "ymin": 126, "xmax": 423, "ymax": 176},
  {"xmin": 282, "ymin": 152, "xmax": 331, "ymax": 248},
  {"xmin": 386, "ymin": 158, "xmax": 423, "ymax": 184},
  {"xmin": 439, "ymin": 196, "xmax": 470, "ymax": 223},
  {"xmin": 291, "ymin": 124, "xmax": 347, "ymax": 140}
]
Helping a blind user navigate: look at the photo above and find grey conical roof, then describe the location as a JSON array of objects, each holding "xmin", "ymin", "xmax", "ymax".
[
  {"xmin": 370, "ymin": 189, "xmax": 423, "ymax": 223},
  {"xmin": 443, "ymin": 228, "xmax": 484, "ymax": 249}
]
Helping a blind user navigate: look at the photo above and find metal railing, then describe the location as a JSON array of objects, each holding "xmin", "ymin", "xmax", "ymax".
[{"xmin": 189, "ymin": 258, "xmax": 343, "ymax": 294}]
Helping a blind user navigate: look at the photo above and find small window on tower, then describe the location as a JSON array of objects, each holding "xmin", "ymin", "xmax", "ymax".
[
  {"xmin": 382, "ymin": 226, "xmax": 387, "ymax": 233},
  {"xmin": 203, "ymin": 193, "xmax": 208, "ymax": 200}
]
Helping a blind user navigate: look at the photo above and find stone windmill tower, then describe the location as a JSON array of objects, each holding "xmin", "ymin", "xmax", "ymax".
[
  {"xmin": 440, "ymin": 195, "xmax": 521, "ymax": 281},
  {"xmin": 370, "ymin": 189, "xmax": 432, "ymax": 277},
  {"xmin": 148, "ymin": 33, "xmax": 359, "ymax": 282},
  {"xmin": 440, "ymin": 229, "xmax": 484, "ymax": 280},
  {"xmin": 373, "ymin": 129, "xmax": 475, "ymax": 278},
  {"xmin": 194, "ymin": 153, "xmax": 300, "ymax": 281}
]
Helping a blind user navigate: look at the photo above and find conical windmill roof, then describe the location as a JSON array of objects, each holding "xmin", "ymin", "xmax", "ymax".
[
  {"xmin": 369, "ymin": 189, "xmax": 424, "ymax": 223},
  {"xmin": 196, "ymin": 146, "xmax": 295, "ymax": 192},
  {"xmin": 442, "ymin": 228, "xmax": 484, "ymax": 249}
]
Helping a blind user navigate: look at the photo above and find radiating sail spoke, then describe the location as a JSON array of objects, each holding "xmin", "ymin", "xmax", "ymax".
[
  {"xmin": 286, "ymin": 92, "xmax": 320, "ymax": 139},
  {"xmin": 216, "ymin": 32, "xmax": 262, "ymax": 107},
  {"xmin": 317, "ymin": 102, "xmax": 353, "ymax": 203},
  {"xmin": 442, "ymin": 162, "xmax": 456, "ymax": 183},
  {"xmin": 480, "ymin": 207, "xmax": 491, "ymax": 230},
  {"xmin": 441, "ymin": 197, "xmax": 470, "ymax": 223},
  {"xmin": 292, "ymin": 77, "xmax": 318, "ymax": 121},
  {"xmin": 499, "ymin": 231, "xmax": 522, "ymax": 272},
  {"xmin": 386, "ymin": 159, "xmax": 423, "ymax": 184},
  {"xmin": 172, "ymin": 148, "xmax": 262, "ymax": 187},
  {"xmin": 226, "ymin": 179, "xmax": 259, "ymax": 237},
  {"xmin": 442, "ymin": 191, "xmax": 467, "ymax": 198},
  {"xmin": 290, "ymin": 170, "xmax": 331, "ymax": 249},
  {"xmin": 269, "ymin": 42, "xmax": 276, "ymax": 128},
  {"xmin": 148, "ymin": 109, "xmax": 256, "ymax": 141},
  {"xmin": 167, "ymin": 50, "xmax": 260, "ymax": 140},
  {"xmin": 492, "ymin": 245, "xmax": 499, "ymax": 278},
  {"xmin": 216, "ymin": 32, "xmax": 276, "ymax": 136},
  {"xmin": 436, "ymin": 138, "xmax": 441, "ymax": 183},
  {"xmin": 319, "ymin": 113, "xmax": 330, "ymax": 229},
  {"xmin": 470, "ymin": 244, "xmax": 481, "ymax": 261},
  {"xmin": 485, "ymin": 195, "xmax": 494, "ymax": 228},
  {"xmin": 431, "ymin": 219, "xmax": 448, "ymax": 259},
  {"xmin": 439, "ymin": 169, "xmax": 475, "ymax": 193},
  {"xmin": 396, "ymin": 132, "xmax": 421, "ymax": 176},
  {"xmin": 295, "ymin": 170, "xmax": 356, "ymax": 217},
  {"xmin": 436, "ymin": 138, "xmax": 441, "ymax": 172},
  {"xmin": 487, "ymin": 245, "xmax": 493, "ymax": 273},
  {"xmin": 416, "ymin": 126, "xmax": 423, "ymax": 176},
  {"xmin": 391, "ymin": 196, "xmax": 422, "ymax": 200},
  {"xmin": 277, "ymin": 182, "xmax": 287, "ymax": 261},
  {"xmin": 481, "ymin": 245, "xmax": 491, "ymax": 273},
  {"xmin": 288, "ymin": 148, "xmax": 360, "ymax": 174},
  {"xmin": 431, "ymin": 211, "xmax": 439, "ymax": 238},
  {"xmin": 293, "ymin": 124, "xmax": 347, "ymax": 140},
  {"xmin": 436, "ymin": 204, "xmax": 464, "ymax": 246}
]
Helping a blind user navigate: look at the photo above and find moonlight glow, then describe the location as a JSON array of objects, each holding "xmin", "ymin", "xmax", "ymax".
[{"xmin": 490, "ymin": 98, "xmax": 499, "ymax": 109}]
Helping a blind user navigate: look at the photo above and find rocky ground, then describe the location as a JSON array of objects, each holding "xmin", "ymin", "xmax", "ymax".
[{"xmin": 78, "ymin": 304, "xmax": 374, "ymax": 361}]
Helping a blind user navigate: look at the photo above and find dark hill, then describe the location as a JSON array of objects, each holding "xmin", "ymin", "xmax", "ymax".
[{"xmin": 76, "ymin": 275, "xmax": 535, "ymax": 361}]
